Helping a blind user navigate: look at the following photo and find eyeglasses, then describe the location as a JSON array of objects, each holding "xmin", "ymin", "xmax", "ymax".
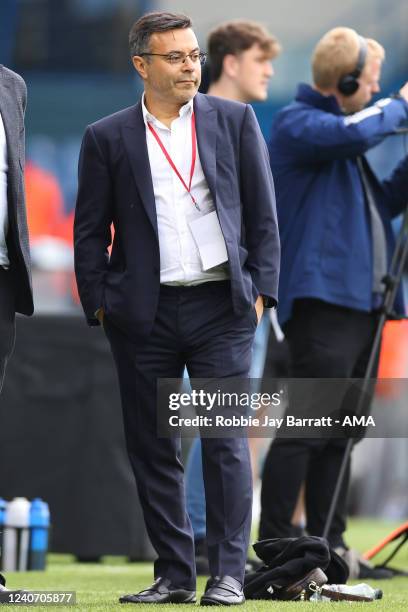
[{"xmin": 139, "ymin": 51, "xmax": 207, "ymax": 66}]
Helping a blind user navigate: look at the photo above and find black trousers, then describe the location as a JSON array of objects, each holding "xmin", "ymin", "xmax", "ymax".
[
  {"xmin": 0, "ymin": 268, "xmax": 16, "ymax": 394},
  {"xmin": 259, "ymin": 299, "xmax": 379, "ymax": 547},
  {"xmin": 104, "ymin": 281, "xmax": 256, "ymax": 588}
]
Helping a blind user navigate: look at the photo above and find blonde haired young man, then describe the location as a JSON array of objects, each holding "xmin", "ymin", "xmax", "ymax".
[{"xmin": 260, "ymin": 26, "xmax": 408, "ymax": 578}]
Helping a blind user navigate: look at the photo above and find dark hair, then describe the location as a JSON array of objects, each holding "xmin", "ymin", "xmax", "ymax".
[
  {"xmin": 208, "ymin": 20, "xmax": 281, "ymax": 82},
  {"xmin": 129, "ymin": 11, "xmax": 192, "ymax": 57}
]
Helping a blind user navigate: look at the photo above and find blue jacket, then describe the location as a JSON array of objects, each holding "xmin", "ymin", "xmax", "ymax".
[{"xmin": 269, "ymin": 83, "xmax": 408, "ymax": 324}]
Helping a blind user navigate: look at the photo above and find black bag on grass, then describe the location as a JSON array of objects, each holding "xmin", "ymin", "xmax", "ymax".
[{"xmin": 244, "ymin": 536, "xmax": 349, "ymax": 600}]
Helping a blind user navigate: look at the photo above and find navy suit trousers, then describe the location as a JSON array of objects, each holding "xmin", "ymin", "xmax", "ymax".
[{"xmin": 104, "ymin": 280, "xmax": 256, "ymax": 588}]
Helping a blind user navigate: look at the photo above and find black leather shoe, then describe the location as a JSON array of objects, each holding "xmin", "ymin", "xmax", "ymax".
[
  {"xmin": 119, "ymin": 577, "xmax": 196, "ymax": 604},
  {"xmin": 201, "ymin": 576, "xmax": 244, "ymax": 606}
]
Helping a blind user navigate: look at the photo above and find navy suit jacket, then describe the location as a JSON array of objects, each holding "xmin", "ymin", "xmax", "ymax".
[{"xmin": 74, "ymin": 92, "xmax": 280, "ymax": 340}]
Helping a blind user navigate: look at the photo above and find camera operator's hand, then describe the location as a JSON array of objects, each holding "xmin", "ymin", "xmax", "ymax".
[{"xmin": 398, "ymin": 82, "xmax": 408, "ymax": 103}]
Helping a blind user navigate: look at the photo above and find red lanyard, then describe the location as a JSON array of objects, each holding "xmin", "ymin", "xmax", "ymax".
[{"xmin": 147, "ymin": 112, "xmax": 200, "ymax": 211}]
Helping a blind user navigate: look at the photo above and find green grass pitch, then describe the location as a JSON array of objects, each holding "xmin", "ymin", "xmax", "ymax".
[{"xmin": 3, "ymin": 518, "xmax": 408, "ymax": 610}]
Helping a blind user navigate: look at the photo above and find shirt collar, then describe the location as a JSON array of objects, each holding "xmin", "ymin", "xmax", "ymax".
[{"xmin": 142, "ymin": 93, "xmax": 194, "ymax": 128}]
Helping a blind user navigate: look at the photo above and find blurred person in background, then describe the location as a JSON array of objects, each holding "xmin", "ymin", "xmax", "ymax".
[
  {"xmin": 24, "ymin": 160, "xmax": 76, "ymax": 311},
  {"xmin": 207, "ymin": 20, "xmax": 279, "ymax": 102},
  {"xmin": 260, "ymin": 27, "xmax": 408, "ymax": 579},
  {"xmin": 0, "ymin": 64, "xmax": 33, "ymax": 602},
  {"xmin": 25, "ymin": 161, "xmax": 65, "ymax": 242},
  {"xmin": 74, "ymin": 11, "xmax": 279, "ymax": 606},
  {"xmin": 183, "ymin": 19, "xmax": 281, "ymax": 575}
]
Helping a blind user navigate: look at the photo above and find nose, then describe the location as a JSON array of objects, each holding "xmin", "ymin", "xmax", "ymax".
[
  {"xmin": 182, "ymin": 55, "xmax": 195, "ymax": 70},
  {"xmin": 265, "ymin": 62, "xmax": 274, "ymax": 78},
  {"xmin": 372, "ymin": 81, "xmax": 380, "ymax": 94}
]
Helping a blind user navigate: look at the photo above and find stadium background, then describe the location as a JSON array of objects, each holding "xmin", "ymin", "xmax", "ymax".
[{"xmin": 0, "ymin": 0, "xmax": 407, "ymax": 559}]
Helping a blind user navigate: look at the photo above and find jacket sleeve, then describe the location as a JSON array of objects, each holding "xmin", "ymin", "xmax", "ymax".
[
  {"xmin": 240, "ymin": 104, "xmax": 280, "ymax": 305},
  {"xmin": 381, "ymin": 154, "xmax": 408, "ymax": 218},
  {"xmin": 276, "ymin": 98, "xmax": 408, "ymax": 162},
  {"xmin": 74, "ymin": 125, "xmax": 113, "ymax": 325}
]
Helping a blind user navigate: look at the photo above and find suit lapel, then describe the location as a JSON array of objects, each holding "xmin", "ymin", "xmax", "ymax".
[
  {"xmin": 120, "ymin": 102, "xmax": 158, "ymax": 240},
  {"xmin": 194, "ymin": 93, "xmax": 217, "ymax": 205}
]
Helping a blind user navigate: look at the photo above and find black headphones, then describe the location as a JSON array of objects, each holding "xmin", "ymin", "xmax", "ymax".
[{"xmin": 337, "ymin": 35, "xmax": 367, "ymax": 96}]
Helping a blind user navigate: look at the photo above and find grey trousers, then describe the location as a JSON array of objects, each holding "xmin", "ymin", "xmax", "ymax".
[{"xmin": 0, "ymin": 268, "xmax": 15, "ymax": 394}]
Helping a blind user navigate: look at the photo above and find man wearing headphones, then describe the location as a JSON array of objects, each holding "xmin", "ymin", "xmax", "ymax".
[{"xmin": 260, "ymin": 27, "xmax": 408, "ymax": 576}]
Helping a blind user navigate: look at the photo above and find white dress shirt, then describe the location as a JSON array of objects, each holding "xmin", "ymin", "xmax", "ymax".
[
  {"xmin": 0, "ymin": 111, "xmax": 9, "ymax": 267},
  {"xmin": 142, "ymin": 94, "xmax": 229, "ymax": 285}
]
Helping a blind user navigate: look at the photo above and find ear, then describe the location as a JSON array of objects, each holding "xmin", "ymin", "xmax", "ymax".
[
  {"xmin": 132, "ymin": 56, "xmax": 148, "ymax": 80},
  {"xmin": 222, "ymin": 54, "xmax": 239, "ymax": 79}
]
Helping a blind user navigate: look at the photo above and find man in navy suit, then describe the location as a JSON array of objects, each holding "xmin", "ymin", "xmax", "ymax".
[{"xmin": 74, "ymin": 11, "xmax": 279, "ymax": 606}]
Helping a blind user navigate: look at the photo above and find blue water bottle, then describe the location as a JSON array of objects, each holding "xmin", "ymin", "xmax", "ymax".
[
  {"xmin": 28, "ymin": 499, "xmax": 50, "ymax": 570},
  {"xmin": 0, "ymin": 498, "xmax": 6, "ymax": 569}
]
